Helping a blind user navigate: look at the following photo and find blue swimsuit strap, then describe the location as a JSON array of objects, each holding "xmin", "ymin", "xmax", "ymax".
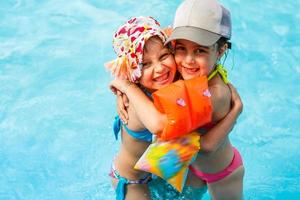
[{"xmin": 113, "ymin": 116, "xmax": 152, "ymax": 142}]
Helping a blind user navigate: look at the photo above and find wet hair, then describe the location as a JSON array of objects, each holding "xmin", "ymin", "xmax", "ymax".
[
  {"xmin": 216, "ymin": 37, "xmax": 231, "ymax": 51},
  {"xmin": 216, "ymin": 37, "xmax": 232, "ymax": 65},
  {"xmin": 167, "ymin": 44, "xmax": 177, "ymax": 58}
]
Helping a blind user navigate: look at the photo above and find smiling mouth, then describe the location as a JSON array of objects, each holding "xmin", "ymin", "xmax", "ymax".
[
  {"xmin": 182, "ymin": 66, "xmax": 199, "ymax": 74},
  {"xmin": 153, "ymin": 72, "xmax": 170, "ymax": 83}
]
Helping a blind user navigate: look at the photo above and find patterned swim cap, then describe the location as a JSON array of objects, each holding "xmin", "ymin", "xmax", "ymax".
[{"xmin": 105, "ymin": 16, "xmax": 168, "ymax": 82}]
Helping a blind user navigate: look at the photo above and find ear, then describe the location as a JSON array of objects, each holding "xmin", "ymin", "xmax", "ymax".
[{"xmin": 217, "ymin": 43, "xmax": 228, "ymax": 59}]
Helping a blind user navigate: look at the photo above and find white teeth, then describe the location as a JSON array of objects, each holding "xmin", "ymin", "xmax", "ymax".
[
  {"xmin": 154, "ymin": 73, "xmax": 168, "ymax": 82},
  {"xmin": 183, "ymin": 66, "xmax": 199, "ymax": 73},
  {"xmin": 187, "ymin": 68, "xmax": 198, "ymax": 72}
]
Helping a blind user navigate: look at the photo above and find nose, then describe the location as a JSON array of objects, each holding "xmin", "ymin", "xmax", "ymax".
[
  {"xmin": 154, "ymin": 62, "xmax": 164, "ymax": 73},
  {"xmin": 184, "ymin": 53, "xmax": 195, "ymax": 65}
]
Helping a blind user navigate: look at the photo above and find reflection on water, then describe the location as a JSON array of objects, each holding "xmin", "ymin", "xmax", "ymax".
[{"xmin": 1, "ymin": 0, "xmax": 299, "ymax": 199}]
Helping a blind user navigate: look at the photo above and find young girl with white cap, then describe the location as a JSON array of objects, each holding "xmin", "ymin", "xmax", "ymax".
[{"xmin": 166, "ymin": 0, "xmax": 244, "ymax": 199}]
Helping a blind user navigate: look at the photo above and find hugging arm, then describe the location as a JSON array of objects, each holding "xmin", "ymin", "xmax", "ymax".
[
  {"xmin": 110, "ymin": 79, "xmax": 166, "ymax": 135},
  {"xmin": 200, "ymin": 83, "xmax": 243, "ymax": 153},
  {"xmin": 111, "ymin": 79, "xmax": 242, "ymax": 143},
  {"xmin": 116, "ymin": 90, "xmax": 129, "ymax": 124}
]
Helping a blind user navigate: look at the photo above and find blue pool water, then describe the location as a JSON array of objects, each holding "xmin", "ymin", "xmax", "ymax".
[{"xmin": 1, "ymin": 0, "xmax": 300, "ymax": 199}]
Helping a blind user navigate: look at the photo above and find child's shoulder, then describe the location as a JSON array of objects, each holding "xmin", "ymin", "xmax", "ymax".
[
  {"xmin": 209, "ymin": 81, "xmax": 231, "ymax": 103},
  {"xmin": 209, "ymin": 82, "xmax": 231, "ymax": 122}
]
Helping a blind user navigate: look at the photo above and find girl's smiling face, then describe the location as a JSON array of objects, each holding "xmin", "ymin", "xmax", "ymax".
[
  {"xmin": 139, "ymin": 36, "xmax": 177, "ymax": 92},
  {"xmin": 174, "ymin": 39, "xmax": 219, "ymax": 80}
]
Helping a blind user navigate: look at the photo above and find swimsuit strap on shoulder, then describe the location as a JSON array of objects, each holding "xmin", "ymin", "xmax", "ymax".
[
  {"xmin": 113, "ymin": 115, "xmax": 152, "ymax": 142},
  {"xmin": 208, "ymin": 64, "xmax": 229, "ymax": 84}
]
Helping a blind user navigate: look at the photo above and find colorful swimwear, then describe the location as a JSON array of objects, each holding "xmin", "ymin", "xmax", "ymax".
[
  {"xmin": 109, "ymin": 163, "xmax": 152, "ymax": 200},
  {"xmin": 113, "ymin": 116, "xmax": 152, "ymax": 142},
  {"xmin": 189, "ymin": 147, "xmax": 243, "ymax": 183},
  {"xmin": 134, "ymin": 132, "xmax": 200, "ymax": 192},
  {"xmin": 208, "ymin": 64, "xmax": 229, "ymax": 83}
]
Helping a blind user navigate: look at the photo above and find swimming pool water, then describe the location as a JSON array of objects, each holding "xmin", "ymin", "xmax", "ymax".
[{"xmin": 1, "ymin": 0, "xmax": 300, "ymax": 199}]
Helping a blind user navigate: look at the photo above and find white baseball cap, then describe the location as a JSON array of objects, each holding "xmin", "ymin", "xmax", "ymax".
[{"xmin": 166, "ymin": 0, "xmax": 231, "ymax": 46}]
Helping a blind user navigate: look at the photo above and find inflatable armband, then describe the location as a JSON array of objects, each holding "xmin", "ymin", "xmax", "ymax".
[
  {"xmin": 134, "ymin": 132, "xmax": 200, "ymax": 192},
  {"xmin": 152, "ymin": 76, "xmax": 212, "ymax": 140}
]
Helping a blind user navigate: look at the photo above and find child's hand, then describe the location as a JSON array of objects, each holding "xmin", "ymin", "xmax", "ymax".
[
  {"xmin": 109, "ymin": 79, "xmax": 133, "ymax": 94},
  {"xmin": 116, "ymin": 91, "xmax": 129, "ymax": 124},
  {"xmin": 228, "ymin": 83, "xmax": 243, "ymax": 115}
]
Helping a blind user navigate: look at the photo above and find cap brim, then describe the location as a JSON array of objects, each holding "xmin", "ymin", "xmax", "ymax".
[{"xmin": 165, "ymin": 26, "xmax": 221, "ymax": 47}]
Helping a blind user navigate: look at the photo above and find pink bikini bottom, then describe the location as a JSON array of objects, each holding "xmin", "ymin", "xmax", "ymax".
[{"xmin": 189, "ymin": 147, "xmax": 243, "ymax": 183}]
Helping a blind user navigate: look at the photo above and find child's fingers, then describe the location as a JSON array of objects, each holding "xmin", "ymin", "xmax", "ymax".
[
  {"xmin": 121, "ymin": 96, "xmax": 129, "ymax": 121},
  {"xmin": 110, "ymin": 79, "xmax": 123, "ymax": 93},
  {"xmin": 117, "ymin": 101, "xmax": 127, "ymax": 124},
  {"xmin": 122, "ymin": 93, "xmax": 129, "ymax": 108},
  {"xmin": 227, "ymin": 83, "xmax": 237, "ymax": 94},
  {"xmin": 228, "ymin": 83, "xmax": 240, "ymax": 100},
  {"xmin": 109, "ymin": 85, "xmax": 118, "ymax": 95},
  {"xmin": 228, "ymin": 83, "xmax": 243, "ymax": 113},
  {"xmin": 117, "ymin": 91, "xmax": 128, "ymax": 124},
  {"xmin": 120, "ymin": 110, "xmax": 128, "ymax": 124},
  {"xmin": 118, "ymin": 110, "xmax": 126, "ymax": 124}
]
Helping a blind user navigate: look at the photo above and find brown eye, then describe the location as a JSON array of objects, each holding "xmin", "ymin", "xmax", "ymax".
[
  {"xmin": 175, "ymin": 45, "xmax": 185, "ymax": 51},
  {"xmin": 195, "ymin": 48, "xmax": 208, "ymax": 55}
]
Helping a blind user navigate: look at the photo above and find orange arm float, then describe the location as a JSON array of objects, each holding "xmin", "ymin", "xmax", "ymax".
[{"xmin": 152, "ymin": 76, "xmax": 212, "ymax": 140}]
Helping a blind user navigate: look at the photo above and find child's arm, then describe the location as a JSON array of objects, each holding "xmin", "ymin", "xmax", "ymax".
[
  {"xmin": 110, "ymin": 79, "xmax": 240, "ymax": 139},
  {"xmin": 200, "ymin": 83, "xmax": 243, "ymax": 153},
  {"xmin": 116, "ymin": 90, "xmax": 129, "ymax": 124},
  {"xmin": 110, "ymin": 79, "xmax": 167, "ymax": 135},
  {"xmin": 209, "ymin": 83, "xmax": 232, "ymax": 122}
]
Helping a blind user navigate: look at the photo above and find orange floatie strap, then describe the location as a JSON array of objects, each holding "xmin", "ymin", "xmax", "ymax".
[{"xmin": 152, "ymin": 76, "xmax": 212, "ymax": 140}]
